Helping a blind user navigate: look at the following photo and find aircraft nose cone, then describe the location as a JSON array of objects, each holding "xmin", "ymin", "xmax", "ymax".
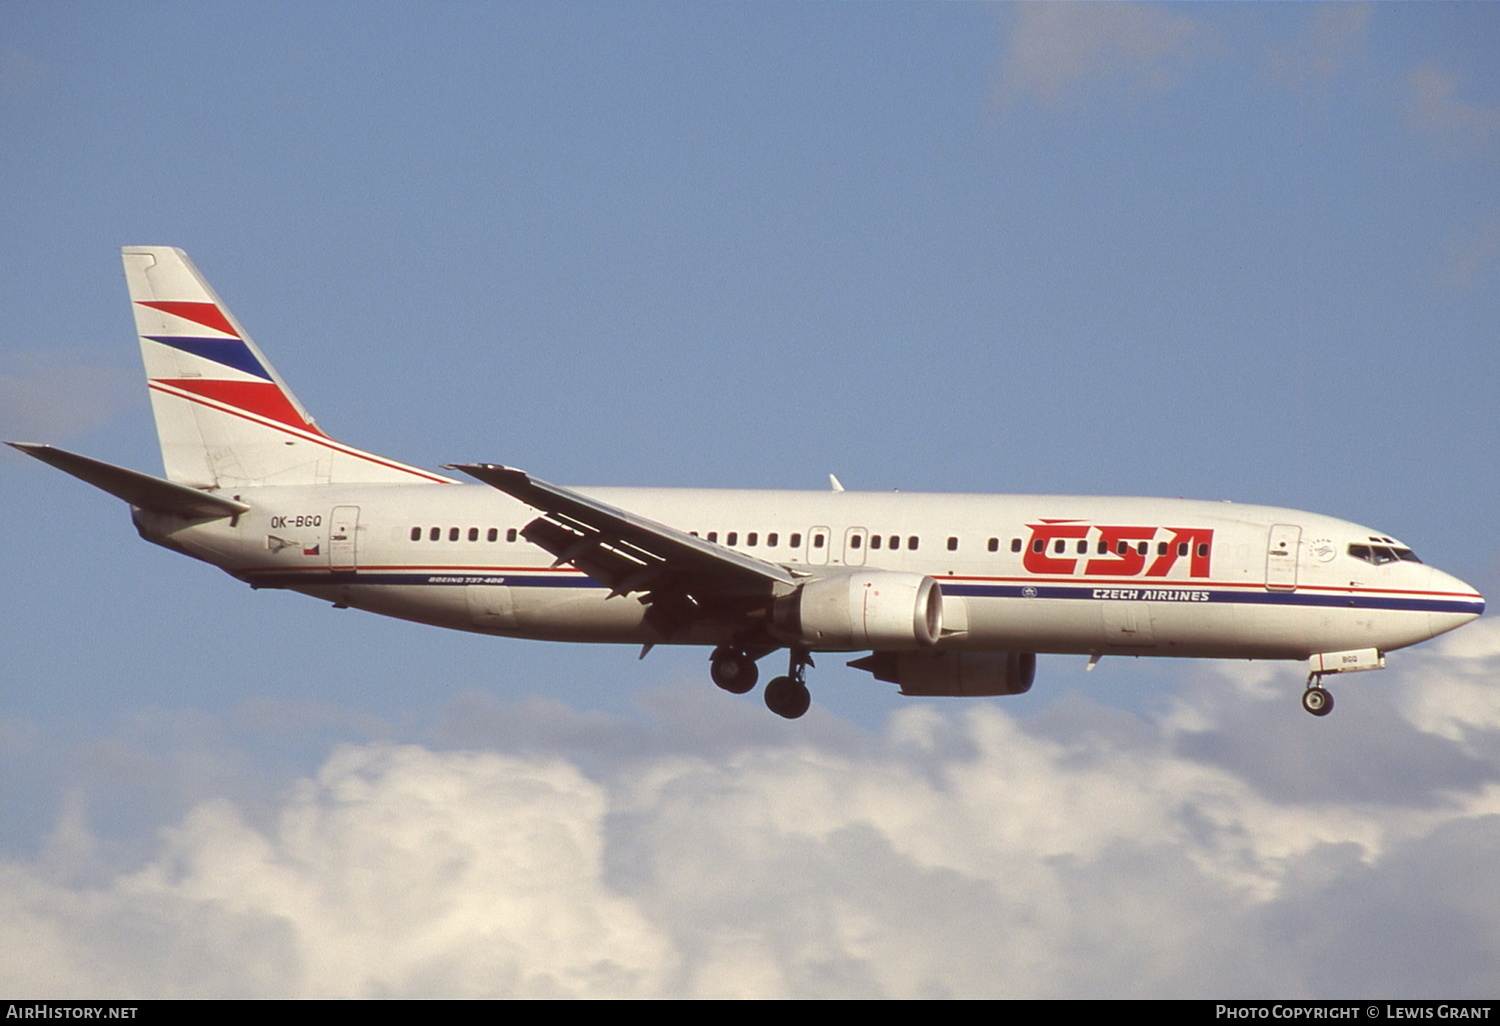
[{"xmin": 1428, "ymin": 566, "xmax": 1484, "ymax": 640}]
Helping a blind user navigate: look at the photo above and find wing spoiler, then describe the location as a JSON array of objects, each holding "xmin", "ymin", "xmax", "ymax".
[{"xmin": 8, "ymin": 442, "xmax": 250, "ymax": 519}]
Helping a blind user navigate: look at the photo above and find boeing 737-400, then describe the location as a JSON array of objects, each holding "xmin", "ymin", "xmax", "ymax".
[{"xmin": 10, "ymin": 247, "xmax": 1485, "ymax": 719}]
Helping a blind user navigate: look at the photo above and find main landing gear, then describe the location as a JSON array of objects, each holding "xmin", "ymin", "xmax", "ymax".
[
  {"xmin": 764, "ymin": 648, "xmax": 813, "ymax": 720},
  {"xmin": 710, "ymin": 647, "xmax": 759, "ymax": 694},
  {"xmin": 709, "ymin": 646, "xmax": 813, "ymax": 719},
  {"xmin": 1302, "ymin": 676, "xmax": 1335, "ymax": 717}
]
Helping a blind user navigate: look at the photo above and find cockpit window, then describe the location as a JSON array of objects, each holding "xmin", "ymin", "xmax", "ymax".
[{"xmin": 1348, "ymin": 543, "xmax": 1422, "ymax": 566}]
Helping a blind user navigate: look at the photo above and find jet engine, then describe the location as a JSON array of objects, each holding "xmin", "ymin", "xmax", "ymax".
[
  {"xmin": 848, "ymin": 650, "xmax": 1037, "ymax": 697},
  {"xmin": 772, "ymin": 571, "xmax": 942, "ymax": 649}
]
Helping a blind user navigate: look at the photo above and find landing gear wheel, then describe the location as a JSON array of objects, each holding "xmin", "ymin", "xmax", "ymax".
[
  {"xmin": 710, "ymin": 648, "xmax": 758, "ymax": 694},
  {"xmin": 764, "ymin": 675, "xmax": 811, "ymax": 719},
  {"xmin": 1302, "ymin": 686, "xmax": 1334, "ymax": 717}
]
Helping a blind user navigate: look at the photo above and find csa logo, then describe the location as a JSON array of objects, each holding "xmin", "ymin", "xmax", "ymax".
[{"xmin": 1023, "ymin": 521, "xmax": 1214, "ymax": 579}]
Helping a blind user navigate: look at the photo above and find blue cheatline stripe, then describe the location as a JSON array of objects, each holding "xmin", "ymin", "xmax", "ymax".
[
  {"xmin": 240, "ymin": 569, "xmax": 1482, "ymax": 616},
  {"xmin": 940, "ymin": 582, "xmax": 1483, "ymax": 615},
  {"xmin": 243, "ymin": 570, "xmax": 607, "ymax": 589},
  {"xmin": 145, "ymin": 336, "xmax": 273, "ymax": 380}
]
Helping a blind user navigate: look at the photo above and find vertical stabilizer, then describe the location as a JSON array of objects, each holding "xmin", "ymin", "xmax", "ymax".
[{"xmin": 122, "ymin": 247, "xmax": 450, "ymax": 487}]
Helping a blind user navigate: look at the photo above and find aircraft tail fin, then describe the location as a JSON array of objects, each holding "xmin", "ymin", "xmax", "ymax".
[{"xmin": 122, "ymin": 247, "xmax": 451, "ymax": 487}]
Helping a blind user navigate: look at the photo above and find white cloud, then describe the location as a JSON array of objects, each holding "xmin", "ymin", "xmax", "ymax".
[
  {"xmin": 0, "ymin": 354, "xmax": 140, "ymax": 444},
  {"xmin": 1398, "ymin": 616, "xmax": 1500, "ymax": 747},
  {"xmin": 1406, "ymin": 67, "xmax": 1500, "ymax": 157},
  {"xmin": 4, "ymin": 631, "xmax": 1500, "ymax": 997},
  {"xmin": 1436, "ymin": 210, "xmax": 1500, "ymax": 292},
  {"xmin": 0, "ymin": 745, "xmax": 674, "ymax": 998},
  {"xmin": 1269, "ymin": 3, "xmax": 1370, "ymax": 89},
  {"xmin": 994, "ymin": 3, "xmax": 1216, "ymax": 110}
]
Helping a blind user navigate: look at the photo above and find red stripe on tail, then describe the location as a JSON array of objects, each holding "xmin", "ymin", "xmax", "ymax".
[
  {"xmin": 156, "ymin": 378, "xmax": 326, "ymax": 436},
  {"xmin": 136, "ymin": 301, "xmax": 239, "ymax": 337}
]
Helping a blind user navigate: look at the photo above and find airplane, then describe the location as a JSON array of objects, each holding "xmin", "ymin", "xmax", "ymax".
[{"xmin": 9, "ymin": 247, "xmax": 1485, "ymax": 719}]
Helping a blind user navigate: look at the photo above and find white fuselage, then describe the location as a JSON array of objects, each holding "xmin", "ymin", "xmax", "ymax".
[{"xmin": 135, "ymin": 483, "xmax": 1484, "ymax": 662}]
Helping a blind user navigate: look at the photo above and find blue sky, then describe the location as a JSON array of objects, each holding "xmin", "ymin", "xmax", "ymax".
[{"xmin": 2, "ymin": 2, "xmax": 1498, "ymax": 997}]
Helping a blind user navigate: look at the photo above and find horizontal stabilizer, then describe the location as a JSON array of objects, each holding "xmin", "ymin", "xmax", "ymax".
[{"xmin": 8, "ymin": 442, "xmax": 250, "ymax": 519}]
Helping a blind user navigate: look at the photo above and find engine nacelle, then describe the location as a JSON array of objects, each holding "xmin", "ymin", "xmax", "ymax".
[
  {"xmin": 773, "ymin": 572, "xmax": 942, "ymax": 650},
  {"xmin": 848, "ymin": 650, "xmax": 1037, "ymax": 697}
]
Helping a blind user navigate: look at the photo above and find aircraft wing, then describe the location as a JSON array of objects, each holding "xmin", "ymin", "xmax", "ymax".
[{"xmin": 446, "ymin": 463, "xmax": 797, "ymax": 611}]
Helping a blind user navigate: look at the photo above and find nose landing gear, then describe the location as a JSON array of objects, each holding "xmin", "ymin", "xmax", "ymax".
[
  {"xmin": 1300, "ymin": 649, "xmax": 1384, "ymax": 716},
  {"xmin": 1302, "ymin": 676, "xmax": 1334, "ymax": 717}
]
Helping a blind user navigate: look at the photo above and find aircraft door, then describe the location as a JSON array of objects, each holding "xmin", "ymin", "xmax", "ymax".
[
  {"xmin": 1265, "ymin": 524, "xmax": 1300, "ymax": 591},
  {"xmin": 843, "ymin": 527, "xmax": 868, "ymax": 567},
  {"xmin": 329, "ymin": 506, "xmax": 360, "ymax": 570}
]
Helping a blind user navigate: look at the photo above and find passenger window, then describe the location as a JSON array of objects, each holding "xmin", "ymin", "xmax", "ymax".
[
  {"xmin": 871, "ymin": 535, "xmax": 882, "ymax": 550},
  {"xmin": 813, "ymin": 534, "xmax": 825, "ymax": 549},
  {"xmin": 507, "ymin": 528, "xmax": 517, "ymax": 542},
  {"xmin": 708, "ymin": 532, "xmax": 718, "ymax": 543},
  {"xmin": 908, "ymin": 536, "xmax": 919, "ymax": 551},
  {"xmin": 468, "ymin": 527, "xmax": 479, "ymax": 542},
  {"xmin": 1177, "ymin": 542, "xmax": 1188, "ymax": 557},
  {"xmin": 488, "ymin": 528, "xmax": 498, "ymax": 542},
  {"xmin": 1118, "ymin": 540, "xmax": 1129, "ymax": 555},
  {"xmin": 727, "ymin": 532, "xmax": 738, "ymax": 546},
  {"xmin": 1137, "ymin": 541, "xmax": 1148, "ymax": 555},
  {"xmin": 947, "ymin": 537, "xmax": 958, "ymax": 552},
  {"xmin": 410, "ymin": 527, "xmax": 421, "ymax": 542},
  {"xmin": 851, "ymin": 535, "xmax": 862, "ymax": 549},
  {"xmin": 889, "ymin": 535, "xmax": 900, "ymax": 550},
  {"xmin": 987, "ymin": 538, "xmax": 998, "ymax": 552},
  {"xmin": 1097, "ymin": 540, "xmax": 1108, "ymax": 555},
  {"xmin": 790, "ymin": 533, "xmax": 802, "ymax": 548},
  {"xmin": 768, "ymin": 533, "xmax": 778, "ymax": 547},
  {"xmin": 1157, "ymin": 542, "xmax": 1167, "ymax": 556},
  {"xmin": 449, "ymin": 527, "xmax": 459, "ymax": 542},
  {"xmin": 1011, "ymin": 538, "xmax": 1022, "ymax": 553},
  {"xmin": 429, "ymin": 527, "xmax": 440, "ymax": 542},
  {"xmin": 1197, "ymin": 543, "xmax": 1208, "ymax": 558},
  {"xmin": 747, "ymin": 532, "xmax": 758, "ymax": 547},
  {"xmin": 1076, "ymin": 540, "xmax": 1087, "ymax": 554},
  {"xmin": 1033, "ymin": 539, "xmax": 1045, "ymax": 554},
  {"xmin": 1054, "ymin": 539, "xmax": 1066, "ymax": 554}
]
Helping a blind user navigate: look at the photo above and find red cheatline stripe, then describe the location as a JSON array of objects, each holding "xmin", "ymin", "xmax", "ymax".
[{"xmin": 137, "ymin": 301, "xmax": 239, "ymax": 337}]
